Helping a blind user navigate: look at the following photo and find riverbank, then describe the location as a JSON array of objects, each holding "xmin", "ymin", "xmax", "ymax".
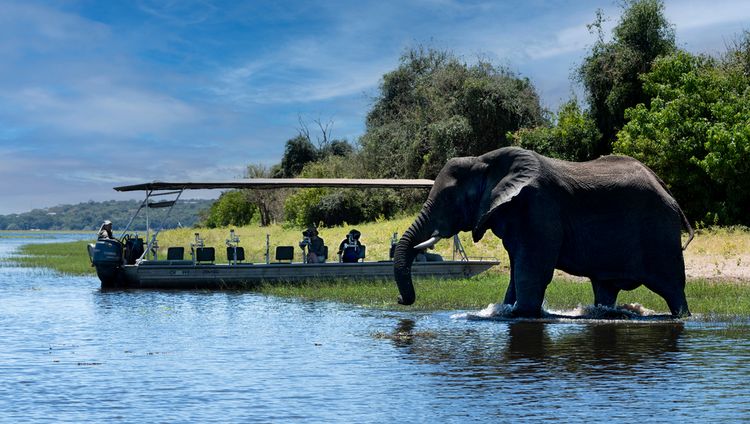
[{"xmin": 8, "ymin": 225, "xmax": 750, "ymax": 315}]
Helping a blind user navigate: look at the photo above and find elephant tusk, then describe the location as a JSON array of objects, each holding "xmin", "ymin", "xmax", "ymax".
[{"xmin": 414, "ymin": 236, "xmax": 441, "ymax": 250}]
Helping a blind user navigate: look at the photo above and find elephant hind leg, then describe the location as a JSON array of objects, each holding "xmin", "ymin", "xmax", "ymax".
[{"xmin": 591, "ymin": 279, "xmax": 620, "ymax": 308}]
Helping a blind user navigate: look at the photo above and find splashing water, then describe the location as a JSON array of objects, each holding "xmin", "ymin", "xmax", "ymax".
[{"xmin": 452, "ymin": 303, "xmax": 668, "ymax": 322}]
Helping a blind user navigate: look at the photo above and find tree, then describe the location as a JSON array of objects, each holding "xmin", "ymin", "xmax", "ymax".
[
  {"xmin": 360, "ymin": 47, "xmax": 545, "ymax": 179},
  {"xmin": 276, "ymin": 118, "xmax": 354, "ymax": 178},
  {"xmin": 199, "ymin": 190, "xmax": 257, "ymax": 228},
  {"xmin": 277, "ymin": 135, "xmax": 319, "ymax": 177},
  {"xmin": 615, "ymin": 48, "xmax": 750, "ymax": 225},
  {"xmin": 578, "ymin": 0, "xmax": 676, "ymax": 155},
  {"xmin": 509, "ymin": 98, "xmax": 600, "ymax": 161},
  {"xmin": 245, "ymin": 163, "xmax": 285, "ymax": 226}
]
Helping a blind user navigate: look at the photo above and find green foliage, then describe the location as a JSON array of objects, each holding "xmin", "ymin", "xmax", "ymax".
[
  {"xmin": 277, "ymin": 135, "xmax": 319, "ymax": 177},
  {"xmin": 200, "ymin": 190, "xmax": 257, "ymax": 228},
  {"xmin": 12, "ymin": 241, "xmax": 95, "ymax": 276},
  {"xmin": 275, "ymin": 131, "xmax": 354, "ymax": 179},
  {"xmin": 615, "ymin": 49, "xmax": 750, "ymax": 225},
  {"xmin": 0, "ymin": 199, "xmax": 213, "ymax": 231},
  {"xmin": 360, "ymin": 47, "xmax": 545, "ymax": 179},
  {"xmin": 283, "ymin": 155, "xmax": 407, "ymax": 227},
  {"xmin": 578, "ymin": 0, "xmax": 675, "ymax": 154},
  {"xmin": 510, "ymin": 99, "xmax": 601, "ymax": 161}
]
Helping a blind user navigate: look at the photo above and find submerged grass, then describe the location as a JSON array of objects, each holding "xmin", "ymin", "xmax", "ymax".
[
  {"xmin": 257, "ymin": 274, "xmax": 750, "ymax": 316},
  {"xmin": 7, "ymin": 224, "xmax": 750, "ymax": 317}
]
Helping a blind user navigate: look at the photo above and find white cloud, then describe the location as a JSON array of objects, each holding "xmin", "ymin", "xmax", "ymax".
[
  {"xmin": 666, "ymin": 0, "xmax": 750, "ymax": 31},
  {"xmin": 9, "ymin": 81, "xmax": 198, "ymax": 137}
]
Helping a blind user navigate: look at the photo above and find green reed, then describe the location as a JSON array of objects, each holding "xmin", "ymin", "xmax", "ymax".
[{"xmin": 11, "ymin": 240, "xmax": 96, "ymax": 276}]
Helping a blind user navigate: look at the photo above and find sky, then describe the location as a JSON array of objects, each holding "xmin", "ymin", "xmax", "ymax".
[{"xmin": 1, "ymin": 0, "xmax": 749, "ymax": 214}]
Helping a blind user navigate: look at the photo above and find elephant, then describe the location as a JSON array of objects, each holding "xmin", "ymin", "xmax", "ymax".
[{"xmin": 393, "ymin": 147, "xmax": 693, "ymax": 318}]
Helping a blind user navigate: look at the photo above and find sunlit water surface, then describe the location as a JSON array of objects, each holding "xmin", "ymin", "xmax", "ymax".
[{"xmin": 1, "ymin": 233, "xmax": 749, "ymax": 422}]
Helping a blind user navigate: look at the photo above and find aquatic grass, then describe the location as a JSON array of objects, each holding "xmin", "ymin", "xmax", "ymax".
[
  {"xmin": 258, "ymin": 274, "xmax": 750, "ymax": 316},
  {"xmin": 256, "ymin": 274, "xmax": 510, "ymax": 310},
  {"xmin": 8, "ymin": 224, "xmax": 750, "ymax": 317},
  {"xmin": 12, "ymin": 240, "xmax": 96, "ymax": 276}
]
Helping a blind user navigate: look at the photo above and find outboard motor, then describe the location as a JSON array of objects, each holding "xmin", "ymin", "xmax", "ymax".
[{"xmin": 88, "ymin": 239, "xmax": 124, "ymax": 288}]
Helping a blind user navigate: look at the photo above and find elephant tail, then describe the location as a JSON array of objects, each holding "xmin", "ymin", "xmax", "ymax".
[{"xmin": 678, "ymin": 205, "xmax": 694, "ymax": 250}]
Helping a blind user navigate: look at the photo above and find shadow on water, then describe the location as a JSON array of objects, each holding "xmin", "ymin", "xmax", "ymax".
[{"xmin": 384, "ymin": 317, "xmax": 685, "ymax": 379}]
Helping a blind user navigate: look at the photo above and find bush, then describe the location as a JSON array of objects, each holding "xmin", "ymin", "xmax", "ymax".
[
  {"xmin": 283, "ymin": 155, "xmax": 412, "ymax": 227},
  {"xmin": 510, "ymin": 99, "xmax": 600, "ymax": 161},
  {"xmin": 200, "ymin": 190, "xmax": 257, "ymax": 228}
]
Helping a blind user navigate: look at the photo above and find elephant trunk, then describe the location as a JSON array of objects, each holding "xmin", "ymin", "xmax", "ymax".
[{"xmin": 393, "ymin": 201, "xmax": 435, "ymax": 305}]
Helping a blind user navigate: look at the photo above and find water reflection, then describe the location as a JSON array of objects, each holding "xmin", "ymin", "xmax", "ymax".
[{"xmin": 389, "ymin": 318, "xmax": 684, "ymax": 379}]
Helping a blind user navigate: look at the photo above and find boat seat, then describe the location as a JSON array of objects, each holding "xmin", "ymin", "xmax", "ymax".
[
  {"xmin": 275, "ymin": 246, "xmax": 295, "ymax": 262},
  {"xmin": 227, "ymin": 246, "xmax": 245, "ymax": 262},
  {"xmin": 341, "ymin": 245, "xmax": 365, "ymax": 262},
  {"xmin": 167, "ymin": 247, "xmax": 185, "ymax": 260},
  {"xmin": 195, "ymin": 247, "xmax": 215, "ymax": 264}
]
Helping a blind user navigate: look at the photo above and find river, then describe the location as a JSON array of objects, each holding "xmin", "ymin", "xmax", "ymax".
[{"xmin": 1, "ymin": 232, "xmax": 749, "ymax": 422}]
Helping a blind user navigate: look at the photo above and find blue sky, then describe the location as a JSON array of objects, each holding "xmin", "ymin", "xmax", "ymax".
[{"xmin": 1, "ymin": 0, "xmax": 749, "ymax": 214}]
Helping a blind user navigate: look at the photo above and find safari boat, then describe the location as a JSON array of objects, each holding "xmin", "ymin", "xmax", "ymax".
[{"xmin": 87, "ymin": 179, "xmax": 499, "ymax": 290}]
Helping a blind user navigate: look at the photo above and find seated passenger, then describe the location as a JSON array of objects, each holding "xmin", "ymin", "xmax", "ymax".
[
  {"xmin": 337, "ymin": 229, "xmax": 362, "ymax": 263},
  {"xmin": 300, "ymin": 226, "xmax": 326, "ymax": 263},
  {"xmin": 415, "ymin": 247, "xmax": 443, "ymax": 262},
  {"xmin": 97, "ymin": 220, "xmax": 114, "ymax": 240}
]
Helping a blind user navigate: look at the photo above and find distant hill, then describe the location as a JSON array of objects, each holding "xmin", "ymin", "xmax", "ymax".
[{"xmin": 0, "ymin": 199, "xmax": 215, "ymax": 231}]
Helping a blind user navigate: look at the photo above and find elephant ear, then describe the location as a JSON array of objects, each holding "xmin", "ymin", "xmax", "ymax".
[{"xmin": 472, "ymin": 149, "xmax": 541, "ymax": 242}]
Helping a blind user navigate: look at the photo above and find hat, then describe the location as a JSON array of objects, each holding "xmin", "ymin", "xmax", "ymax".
[
  {"xmin": 348, "ymin": 229, "xmax": 361, "ymax": 239},
  {"xmin": 103, "ymin": 220, "xmax": 112, "ymax": 226}
]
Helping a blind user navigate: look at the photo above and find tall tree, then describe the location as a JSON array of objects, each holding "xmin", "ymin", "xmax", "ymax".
[
  {"xmin": 615, "ymin": 46, "xmax": 750, "ymax": 225},
  {"xmin": 578, "ymin": 0, "xmax": 676, "ymax": 155},
  {"xmin": 245, "ymin": 163, "xmax": 285, "ymax": 226},
  {"xmin": 360, "ymin": 47, "xmax": 545, "ymax": 179},
  {"xmin": 277, "ymin": 135, "xmax": 319, "ymax": 178}
]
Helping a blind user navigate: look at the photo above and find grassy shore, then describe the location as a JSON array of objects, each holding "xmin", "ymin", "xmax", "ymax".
[{"xmin": 7, "ymin": 224, "xmax": 750, "ymax": 316}]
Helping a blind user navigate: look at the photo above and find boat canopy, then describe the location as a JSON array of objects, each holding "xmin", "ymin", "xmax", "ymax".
[{"xmin": 114, "ymin": 178, "xmax": 435, "ymax": 192}]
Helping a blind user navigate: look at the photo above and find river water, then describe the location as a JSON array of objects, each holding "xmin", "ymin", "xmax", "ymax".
[{"xmin": 1, "ymin": 233, "xmax": 749, "ymax": 422}]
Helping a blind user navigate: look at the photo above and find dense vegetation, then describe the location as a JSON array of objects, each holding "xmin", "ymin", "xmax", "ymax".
[
  {"xmin": 0, "ymin": 199, "xmax": 213, "ymax": 231},
  {"xmin": 239, "ymin": 0, "xmax": 747, "ymax": 228},
  {"xmin": 21, "ymin": 0, "xmax": 744, "ymax": 230},
  {"xmin": 511, "ymin": 0, "xmax": 749, "ymax": 226}
]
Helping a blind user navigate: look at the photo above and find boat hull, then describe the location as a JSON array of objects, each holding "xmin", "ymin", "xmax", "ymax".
[{"xmin": 108, "ymin": 260, "xmax": 499, "ymax": 290}]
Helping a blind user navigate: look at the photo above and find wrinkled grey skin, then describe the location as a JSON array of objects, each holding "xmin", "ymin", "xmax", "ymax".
[{"xmin": 394, "ymin": 147, "xmax": 693, "ymax": 318}]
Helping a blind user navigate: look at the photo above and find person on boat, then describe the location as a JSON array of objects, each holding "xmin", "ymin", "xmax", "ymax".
[
  {"xmin": 337, "ymin": 229, "xmax": 362, "ymax": 263},
  {"xmin": 301, "ymin": 226, "xmax": 326, "ymax": 263},
  {"xmin": 415, "ymin": 247, "xmax": 443, "ymax": 262},
  {"xmin": 97, "ymin": 220, "xmax": 114, "ymax": 240}
]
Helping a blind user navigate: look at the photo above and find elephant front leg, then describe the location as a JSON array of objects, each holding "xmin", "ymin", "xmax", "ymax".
[
  {"xmin": 510, "ymin": 250, "xmax": 556, "ymax": 318},
  {"xmin": 503, "ymin": 256, "xmax": 516, "ymax": 305},
  {"xmin": 591, "ymin": 279, "xmax": 620, "ymax": 308}
]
